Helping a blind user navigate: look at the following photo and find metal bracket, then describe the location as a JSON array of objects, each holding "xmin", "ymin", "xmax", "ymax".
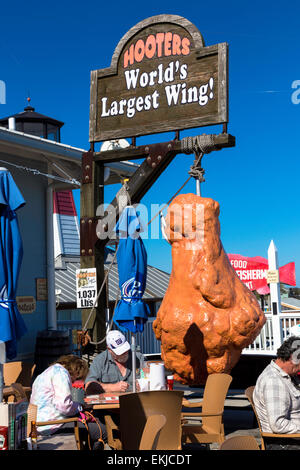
[
  {"xmin": 82, "ymin": 151, "xmax": 93, "ymax": 184},
  {"xmin": 144, "ymin": 141, "xmax": 176, "ymax": 169},
  {"xmin": 80, "ymin": 217, "xmax": 99, "ymax": 256}
]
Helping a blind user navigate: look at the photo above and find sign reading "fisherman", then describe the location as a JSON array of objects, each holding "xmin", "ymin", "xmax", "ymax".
[{"xmin": 89, "ymin": 14, "xmax": 228, "ymax": 142}]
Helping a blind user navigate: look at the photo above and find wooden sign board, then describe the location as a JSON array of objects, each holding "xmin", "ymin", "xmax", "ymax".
[
  {"xmin": 36, "ymin": 278, "xmax": 48, "ymax": 301},
  {"xmin": 16, "ymin": 296, "xmax": 36, "ymax": 314},
  {"xmin": 89, "ymin": 14, "xmax": 228, "ymax": 142}
]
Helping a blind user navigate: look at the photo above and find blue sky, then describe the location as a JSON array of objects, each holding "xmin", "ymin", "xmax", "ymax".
[{"xmin": 1, "ymin": 0, "xmax": 299, "ymax": 284}]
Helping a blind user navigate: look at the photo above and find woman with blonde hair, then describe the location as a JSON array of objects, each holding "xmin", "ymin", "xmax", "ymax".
[{"xmin": 30, "ymin": 354, "xmax": 106, "ymax": 449}]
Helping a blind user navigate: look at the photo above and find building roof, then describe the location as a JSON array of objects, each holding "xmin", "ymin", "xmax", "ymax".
[
  {"xmin": 55, "ymin": 249, "xmax": 171, "ymax": 307},
  {"xmin": 0, "ymin": 126, "xmax": 139, "ymax": 188},
  {"xmin": 282, "ymin": 296, "xmax": 300, "ymax": 310},
  {"xmin": 0, "ymin": 105, "xmax": 64, "ymax": 127}
]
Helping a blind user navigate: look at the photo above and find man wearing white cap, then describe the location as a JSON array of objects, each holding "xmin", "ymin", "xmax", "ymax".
[{"xmin": 85, "ymin": 330, "xmax": 144, "ymax": 393}]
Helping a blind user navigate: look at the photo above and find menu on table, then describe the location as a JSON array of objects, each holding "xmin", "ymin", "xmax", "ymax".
[{"xmin": 84, "ymin": 393, "xmax": 120, "ymax": 404}]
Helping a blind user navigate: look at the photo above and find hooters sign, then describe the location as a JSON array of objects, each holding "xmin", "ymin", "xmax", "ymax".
[
  {"xmin": 228, "ymin": 254, "xmax": 296, "ymax": 294},
  {"xmin": 89, "ymin": 14, "xmax": 228, "ymax": 142}
]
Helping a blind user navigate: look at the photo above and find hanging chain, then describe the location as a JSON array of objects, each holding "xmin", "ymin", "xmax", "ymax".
[{"xmin": 0, "ymin": 158, "xmax": 80, "ymax": 186}]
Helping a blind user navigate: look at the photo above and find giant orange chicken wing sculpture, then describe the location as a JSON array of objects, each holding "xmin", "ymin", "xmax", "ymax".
[{"xmin": 153, "ymin": 194, "xmax": 266, "ymax": 384}]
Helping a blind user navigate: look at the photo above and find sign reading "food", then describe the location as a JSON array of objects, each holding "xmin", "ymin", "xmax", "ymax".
[{"xmin": 89, "ymin": 14, "xmax": 228, "ymax": 142}]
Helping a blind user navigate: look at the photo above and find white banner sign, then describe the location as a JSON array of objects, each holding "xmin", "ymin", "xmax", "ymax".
[{"xmin": 76, "ymin": 268, "xmax": 97, "ymax": 308}]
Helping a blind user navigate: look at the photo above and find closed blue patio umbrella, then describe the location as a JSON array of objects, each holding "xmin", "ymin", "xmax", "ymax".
[
  {"xmin": 0, "ymin": 169, "xmax": 27, "ymax": 399},
  {"xmin": 113, "ymin": 206, "xmax": 150, "ymax": 391}
]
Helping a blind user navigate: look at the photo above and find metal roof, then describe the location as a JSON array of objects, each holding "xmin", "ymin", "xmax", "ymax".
[
  {"xmin": 282, "ymin": 297, "xmax": 300, "ymax": 310},
  {"xmin": 0, "ymin": 105, "xmax": 64, "ymax": 127},
  {"xmin": 0, "ymin": 126, "xmax": 139, "ymax": 188},
  {"xmin": 55, "ymin": 249, "xmax": 170, "ymax": 307}
]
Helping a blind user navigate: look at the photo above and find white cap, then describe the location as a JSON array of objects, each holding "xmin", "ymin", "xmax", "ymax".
[
  {"xmin": 106, "ymin": 330, "xmax": 130, "ymax": 356},
  {"xmin": 290, "ymin": 324, "xmax": 300, "ymax": 337}
]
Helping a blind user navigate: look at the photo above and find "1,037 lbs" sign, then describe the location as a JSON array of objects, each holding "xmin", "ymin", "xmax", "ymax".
[{"xmin": 76, "ymin": 268, "xmax": 98, "ymax": 308}]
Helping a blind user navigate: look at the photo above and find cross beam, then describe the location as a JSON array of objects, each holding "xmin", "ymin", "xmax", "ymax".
[{"xmin": 82, "ymin": 132, "xmax": 235, "ymax": 250}]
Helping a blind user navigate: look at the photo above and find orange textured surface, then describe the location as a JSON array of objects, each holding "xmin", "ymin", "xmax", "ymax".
[{"xmin": 153, "ymin": 194, "xmax": 266, "ymax": 385}]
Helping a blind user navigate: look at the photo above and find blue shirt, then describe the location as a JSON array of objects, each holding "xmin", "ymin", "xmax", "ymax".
[{"xmin": 85, "ymin": 350, "xmax": 144, "ymax": 388}]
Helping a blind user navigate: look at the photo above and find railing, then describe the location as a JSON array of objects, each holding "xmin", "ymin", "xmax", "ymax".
[
  {"xmin": 280, "ymin": 311, "xmax": 300, "ymax": 336},
  {"xmin": 122, "ymin": 319, "xmax": 161, "ymax": 355},
  {"xmin": 58, "ymin": 310, "xmax": 300, "ymax": 358},
  {"xmin": 243, "ymin": 314, "xmax": 275, "ymax": 355},
  {"xmin": 57, "ymin": 317, "xmax": 161, "ymax": 356},
  {"xmin": 243, "ymin": 310, "xmax": 300, "ymax": 356}
]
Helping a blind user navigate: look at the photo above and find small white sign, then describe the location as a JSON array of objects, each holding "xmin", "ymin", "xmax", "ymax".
[
  {"xmin": 76, "ymin": 268, "xmax": 97, "ymax": 309},
  {"xmin": 267, "ymin": 269, "xmax": 279, "ymax": 284}
]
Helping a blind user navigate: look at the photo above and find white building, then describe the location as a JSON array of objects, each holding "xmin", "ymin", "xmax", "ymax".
[{"xmin": 0, "ymin": 104, "xmax": 138, "ymax": 361}]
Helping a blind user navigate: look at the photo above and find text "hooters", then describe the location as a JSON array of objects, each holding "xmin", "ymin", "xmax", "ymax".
[{"xmin": 123, "ymin": 32, "xmax": 191, "ymax": 68}]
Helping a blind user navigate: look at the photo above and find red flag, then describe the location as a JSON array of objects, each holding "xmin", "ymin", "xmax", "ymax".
[
  {"xmin": 227, "ymin": 254, "xmax": 296, "ymax": 294},
  {"xmin": 279, "ymin": 262, "xmax": 296, "ymax": 287}
]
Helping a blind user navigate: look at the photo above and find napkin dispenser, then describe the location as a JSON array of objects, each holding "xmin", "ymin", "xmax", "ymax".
[{"xmin": 149, "ymin": 362, "xmax": 166, "ymax": 390}]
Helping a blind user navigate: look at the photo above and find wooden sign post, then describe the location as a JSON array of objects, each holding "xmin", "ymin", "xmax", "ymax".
[
  {"xmin": 80, "ymin": 152, "xmax": 107, "ymax": 351},
  {"xmin": 81, "ymin": 14, "xmax": 235, "ymax": 350}
]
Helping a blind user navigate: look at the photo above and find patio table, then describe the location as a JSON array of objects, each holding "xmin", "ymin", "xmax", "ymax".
[
  {"xmin": 84, "ymin": 392, "xmax": 122, "ymax": 411},
  {"xmin": 84, "ymin": 392, "xmax": 193, "ymax": 411}
]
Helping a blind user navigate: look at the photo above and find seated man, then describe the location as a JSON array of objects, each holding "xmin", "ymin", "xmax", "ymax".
[
  {"xmin": 85, "ymin": 330, "xmax": 144, "ymax": 394},
  {"xmin": 253, "ymin": 336, "xmax": 300, "ymax": 450}
]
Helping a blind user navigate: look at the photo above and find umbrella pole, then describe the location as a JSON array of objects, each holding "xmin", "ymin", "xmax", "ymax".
[
  {"xmin": 0, "ymin": 342, "xmax": 6, "ymax": 402},
  {"xmin": 0, "ymin": 364, "xmax": 3, "ymax": 402},
  {"xmin": 132, "ymin": 322, "xmax": 136, "ymax": 393},
  {"xmin": 105, "ymin": 308, "xmax": 111, "ymax": 333},
  {"xmin": 0, "ymin": 363, "xmax": 3, "ymax": 403}
]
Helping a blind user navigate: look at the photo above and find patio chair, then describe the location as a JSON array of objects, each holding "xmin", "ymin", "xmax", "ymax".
[
  {"xmin": 220, "ymin": 435, "xmax": 260, "ymax": 450},
  {"xmin": 245, "ymin": 386, "xmax": 300, "ymax": 450},
  {"xmin": 26, "ymin": 403, "xmax": 84, "ymax": 450},
  {"xmin": 105, "ymin": 390, "xmax": 184, "ymax": 450},
  {"xmin": 2, "ymin": 383, "xmax": 28, "ymax": 402},
  {"xmin": 3, "ymin": 361, "xmax": 36, "ymax": 400},
  {"xmin": 181, "ymin": 373, "xmax": 232, "ymax": 448}
]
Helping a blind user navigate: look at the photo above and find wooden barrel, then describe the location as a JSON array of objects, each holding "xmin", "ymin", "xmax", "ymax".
[{"xmin": 34, "ymin": 330, "xmax": 71, "ymax": 376}]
